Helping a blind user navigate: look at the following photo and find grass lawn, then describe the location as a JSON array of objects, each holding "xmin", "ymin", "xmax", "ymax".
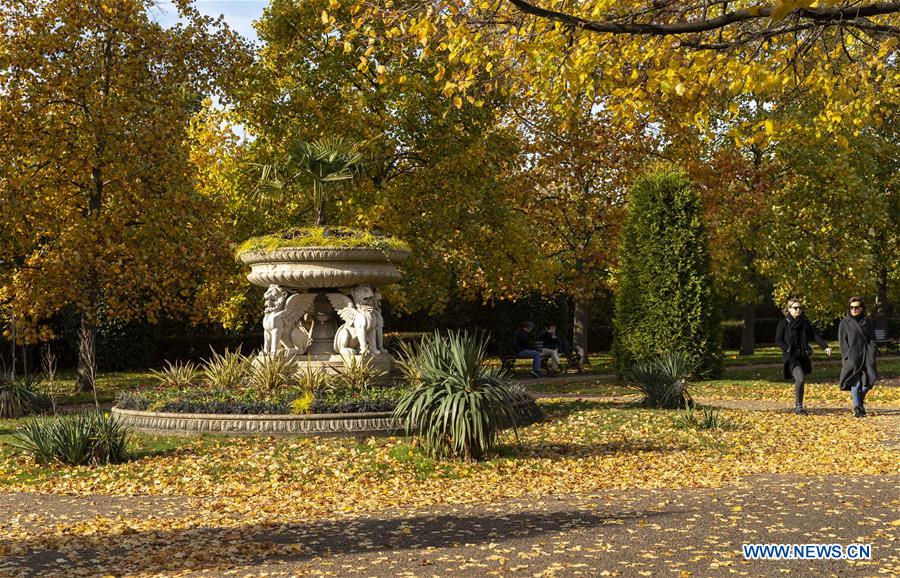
[
  {"xmin": 19, "ymin": 370, "xmax": 153, "ymax": 407},
  {"xmin": 493, "ymin": 345, "xmax": 817, "ymax": 375},
  {"xmin": 526, "ymin": 357, "xmax": 900, "ymax": 399},
  {"xmin": 1, "ymin": 398, "xmax": 895, "ymax": 507}
]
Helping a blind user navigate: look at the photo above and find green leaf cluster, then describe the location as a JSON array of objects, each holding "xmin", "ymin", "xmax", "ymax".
[
  {"xmin": 393, "ymin": 331, "xmax": 522, "ymax": 461},
  {"xmin": 625, "ymin": 351, "xmax": 696, "ymax": 409},
  {"xmin": 8, "ymin": 412, "xmax": 131, "ymax": 466}
]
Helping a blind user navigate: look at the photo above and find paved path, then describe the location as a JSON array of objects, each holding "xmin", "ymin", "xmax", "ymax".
[{"xmin": 1, "ymin": 475, "xmax": 897, "ymax": 577}]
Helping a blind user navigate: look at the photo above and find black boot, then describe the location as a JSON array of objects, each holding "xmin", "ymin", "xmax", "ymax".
[
  {"xmin": 853, "ymin": 406, "xmax": 864, "ymax": 418},
  {"xmin": 859, "ymin": 403, "xmax": 867, "ymax": 417},
  {"xmin": 795, "ymin": 406, "xmax": 808, "ymax": 416}
]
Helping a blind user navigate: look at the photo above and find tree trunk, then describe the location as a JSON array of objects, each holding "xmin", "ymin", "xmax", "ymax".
[
  {"xmin": 315, "ymin": 204, "xmax": 325, "ymax": 226},
  {"xmin": 558, "ymin": 294, "xmax": 570, "ymax": 344},
  {"xmin": 874, "ymin": 263, "xmax": 890, "ymax": 332},
  {"xmin": 76, "ymin": 313, "xmax": 97, "ymax": 393},
  {"xmin": 739, "ymin": 301, "xmax": 756, "ymax": 356},
  {"xmin": 8, "ymin": 315, "xmax": 16, "ymax": 379},
  {"xmin": 573, "ymin": 299, "xmax": 589, "ymax": 366}
]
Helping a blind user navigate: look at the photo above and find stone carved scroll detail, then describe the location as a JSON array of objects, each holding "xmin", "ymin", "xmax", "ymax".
[{"xmin": 263, "ymin": 285, "xmax": 315, "ymax": 355}]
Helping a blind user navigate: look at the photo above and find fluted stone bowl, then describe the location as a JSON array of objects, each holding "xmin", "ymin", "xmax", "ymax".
[{"xmin": 240, "ymin": 246, "xmax": 410, "ymax": 290}]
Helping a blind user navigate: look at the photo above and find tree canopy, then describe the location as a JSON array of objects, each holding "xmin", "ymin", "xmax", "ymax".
[{"xmin": 0, "ymin": 0, "xmax": 248, "ymax": 384}]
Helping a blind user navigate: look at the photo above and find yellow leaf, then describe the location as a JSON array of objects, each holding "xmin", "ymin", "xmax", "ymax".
[
  {"xmin": 764, "ymin": 119, "xmax": 776, "ymax": 136},
  {"xmin": 770, "ymin": 1, "xmax": 793, "ymax": 23},
  {"xmin": 321, "ymin": 10, "xmax": 329, "ymax": 25}
]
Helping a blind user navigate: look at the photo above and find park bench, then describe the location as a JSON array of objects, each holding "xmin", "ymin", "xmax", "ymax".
[
  {"xmin": 498, "ymin": 339, "xmax": 582, "ymax": 375},
  {"xmin": 874, "ymin": 329, "xmax": 898, "ymax": 354},
  {"xmin": 534, "ymin": 339, "xmax": 583, "ymax": 374}
]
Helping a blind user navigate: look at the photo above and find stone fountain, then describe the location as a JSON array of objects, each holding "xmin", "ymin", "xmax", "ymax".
[{"xmin": 239, "ymin": 244, "xmax": 410, "ymax": 374}]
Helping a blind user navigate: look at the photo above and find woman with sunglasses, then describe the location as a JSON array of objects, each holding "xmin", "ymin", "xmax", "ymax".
[
  {"xmin": 838, "ymin": 296, "xmax": 878, "ymax": 417},
  {"xmin": 775, "ymin": 298, "xmax": 832, "ymax": 415}
]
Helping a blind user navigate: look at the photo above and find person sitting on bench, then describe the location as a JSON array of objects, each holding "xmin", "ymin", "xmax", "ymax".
[
  {"xmin": 514, "ymin": 320, "xmax": 543, "ymax": 378},
  {"xmin": 538, "ymin": 323, "xmax": 562, "ymax": 373}
]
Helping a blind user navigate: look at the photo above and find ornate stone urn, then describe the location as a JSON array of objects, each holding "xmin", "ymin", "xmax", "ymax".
[{"xmin": 238, "ymin": 239, "xmax": 410, "ymax": 374}]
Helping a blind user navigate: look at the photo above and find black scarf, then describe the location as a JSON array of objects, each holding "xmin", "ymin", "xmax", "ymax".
[{"xmin": 785, "ymin": 315, "xmax": 810, "ymax": 355}]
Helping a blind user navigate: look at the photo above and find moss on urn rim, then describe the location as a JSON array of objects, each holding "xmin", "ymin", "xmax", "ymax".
[{"xmin": 235, "ymin": 226, "xmax": 410, "ymax": 259}]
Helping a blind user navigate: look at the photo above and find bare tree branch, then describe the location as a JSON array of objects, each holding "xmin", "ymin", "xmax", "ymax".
[{"xmin": 507, "ymin": 0, "xmax": 900, "ymax": 45}]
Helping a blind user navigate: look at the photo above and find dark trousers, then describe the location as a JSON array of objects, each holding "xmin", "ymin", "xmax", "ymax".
[{"xmin": 792, "ymin": 365, "xmax": 806, "ymax": 407}]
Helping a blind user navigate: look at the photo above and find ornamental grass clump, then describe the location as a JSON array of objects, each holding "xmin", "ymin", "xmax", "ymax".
[
  {"xmin": 675, "ymin": 405, "xmax": 739, "ymax": 430},
  {"xmin": 0, "ymin": 374, "xmax": 47, "ymax": 419},
  {"xmin": 202, "ymin": 347, "xmax": 250, "ymax": 389},
  {"xmin": 329, "ymin": 354, "xmax": 386, "ymax": 395},
  {"xmin": 149, "ymin": 360, "xmax": 198, "ymax": 388},
  {"xmin": 9, "ymin": 412, "xmax": 131, "ymax": 466},
  {"xmin": 293, "ymin": 357, "xmax": 335, "ymax": 395},
  {"xmin": 393, "ymin": 331, "xmax": 520, "ymax": 461},
  {"xmin": 626, "ymin": 351, "xmax": 696, "ymax": 409},
  {"xmin": 249, "ymin": 354, "xmax": 299, "ymax": 392}
]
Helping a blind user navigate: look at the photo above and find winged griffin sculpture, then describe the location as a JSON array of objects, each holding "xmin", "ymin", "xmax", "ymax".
[
  {"xmin": 328, "ymin": 285, "xmax": 384, "ymax": 355},
  {"xmin": 262, "ymin": 285, "xmax": 316, "ymax": 355}
]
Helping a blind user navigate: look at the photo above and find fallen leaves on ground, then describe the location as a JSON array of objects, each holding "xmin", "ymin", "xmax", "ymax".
[
  {"xmin": 1, "ymin": 401, "xmax": 895, "ymax": 514},
  {"xmin": 1, "ymin": 399, "xmax": 897, "ymax": 576},
  {"xmin": 695, "ymin": 380, "xmax": 900, "ymax": 404}
]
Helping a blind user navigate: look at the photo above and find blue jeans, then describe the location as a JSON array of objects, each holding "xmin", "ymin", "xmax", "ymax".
[
  {"xmin": 850, "ymin": 379, "xmax": 872, "ymax": 408},
  {"xmin": 517, "ymin": 349, "xmax": 542, "ymax": 372}
]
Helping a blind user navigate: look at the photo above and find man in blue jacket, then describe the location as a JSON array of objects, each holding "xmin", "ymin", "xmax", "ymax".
[{"xmin": 514, "ymin": 320, "xmax": 543, "ymax": 378}]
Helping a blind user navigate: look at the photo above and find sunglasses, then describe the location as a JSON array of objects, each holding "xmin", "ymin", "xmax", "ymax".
[
  {"xmin": 789, "ymin": 306, "xmax": 802, "ymax": 310},
  {"xmin": 849, "ymin": 305, "xmax": 863, "ymax": 310}
]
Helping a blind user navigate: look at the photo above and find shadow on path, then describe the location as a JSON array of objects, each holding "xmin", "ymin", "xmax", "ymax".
[{"xmin": 3, "ymin": 504, "xmax": 672, "ymax": 577}]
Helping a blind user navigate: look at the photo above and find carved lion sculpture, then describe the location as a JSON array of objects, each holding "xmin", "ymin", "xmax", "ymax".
[
  {"xmin": 328, "ymin": 285, "xmax": 381, "ymax": 355},
  {"xmin": 262, "ymin": 285, "xmax": 315, "ymax": 355}
]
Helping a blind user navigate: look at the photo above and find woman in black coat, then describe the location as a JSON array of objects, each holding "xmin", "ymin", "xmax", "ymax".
[
  {"xmin": 838, "ymin": 296, "xmax": 878, "ymax": 417},
  {"xmin": 775, "ymin": 298, "xmax": 832, "ymax": 415}
]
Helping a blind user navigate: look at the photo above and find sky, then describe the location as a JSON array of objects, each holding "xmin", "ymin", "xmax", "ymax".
[
  {"xmin": 149, "ymin": 1, "xmax": 268, "ymax": 43},
  {"xmin": 149, "ymin": 1, "xmax": 269, "ymax": 139}
]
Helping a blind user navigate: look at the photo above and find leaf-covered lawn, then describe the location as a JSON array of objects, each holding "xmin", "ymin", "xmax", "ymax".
[
  {"xmin": 1, "ymin": 400, "xmax": 895, "ymax": 520},
  {"xmin": 525, "ymin": 357, "xmax": 900, "ymax": 399}
]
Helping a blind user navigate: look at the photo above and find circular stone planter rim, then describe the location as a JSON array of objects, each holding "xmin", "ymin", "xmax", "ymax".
[
  {"xmin": 112, "ymin": 407, "xmax": 394, "ymax": 421},
  {"xmin": 111, "ymin": 399, "xmax": 542, "ymax": 438},
  {"xmin": 239, "ymin": 246, "xmax": 410, "ymax": 266}
]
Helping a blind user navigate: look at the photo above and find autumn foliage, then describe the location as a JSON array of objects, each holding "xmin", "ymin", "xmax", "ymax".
[{"xmin": 0, "ymin": 0, "xmax": 249, "ymax": 385}]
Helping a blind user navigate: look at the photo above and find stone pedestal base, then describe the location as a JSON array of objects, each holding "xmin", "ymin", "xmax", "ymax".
[{"xmin": 257, "ymin": 351, "xmax": 393, "ymax": 377}]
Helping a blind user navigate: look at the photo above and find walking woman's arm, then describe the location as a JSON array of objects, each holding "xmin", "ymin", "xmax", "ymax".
[{"xmin": 775, "ymin": 319, "xmax": 787, "ymax": 352}]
